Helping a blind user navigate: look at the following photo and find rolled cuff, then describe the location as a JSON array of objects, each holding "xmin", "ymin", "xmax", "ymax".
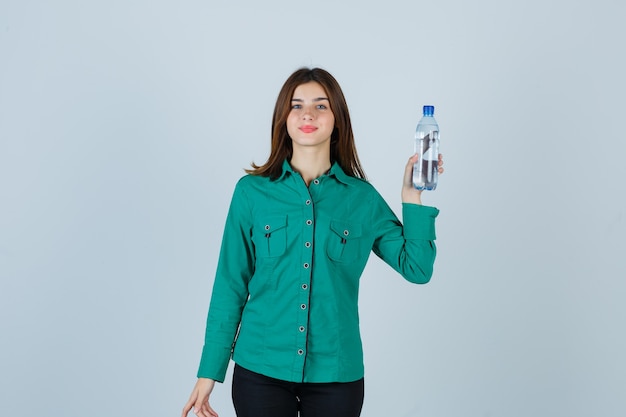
[
  {"xmin": 197, "ymin": 343, "xmax": 232, "ymax": 383},
  {"xmin": 402, "ymin": 203, "xmax": 439, "ymax": 240}
]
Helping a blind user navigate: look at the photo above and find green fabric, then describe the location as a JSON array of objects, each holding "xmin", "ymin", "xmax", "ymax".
[{"xmin": 198, "ymin": 160, "xmax": 439, "ymax": 383}]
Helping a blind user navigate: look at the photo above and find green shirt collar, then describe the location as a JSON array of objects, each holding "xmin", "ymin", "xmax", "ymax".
[{"xmin": 278, "ymin": 159, "xmax": 351, "ymax": 185}]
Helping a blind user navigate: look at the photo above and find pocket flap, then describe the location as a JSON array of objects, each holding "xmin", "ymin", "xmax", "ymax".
[
  {"xmin": 330, "ymin": 220, "xmax": 362, "ymax": 240},
  {"xmin": 257, "ymin": 215, "xmax": 288, "ymax": 234}
]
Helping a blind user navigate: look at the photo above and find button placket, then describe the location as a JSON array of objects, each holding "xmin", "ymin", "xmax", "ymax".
[{"xmin": 296, "ymin": 189, "xmax": 315, "ymax": 367}]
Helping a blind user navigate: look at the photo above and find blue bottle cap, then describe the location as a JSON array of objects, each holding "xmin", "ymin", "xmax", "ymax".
[{"xmin": 423, "ymin": 105, "xmax": 434, "ymax": 116}]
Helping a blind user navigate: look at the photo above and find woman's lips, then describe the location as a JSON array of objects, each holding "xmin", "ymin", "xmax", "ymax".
[{"xmin": 300, "ymin": 125, "xmax": 318, "ymax": 133}]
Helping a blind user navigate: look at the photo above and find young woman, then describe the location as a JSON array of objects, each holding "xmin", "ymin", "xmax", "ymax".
[{"xmin": 182, "ymin": 67, "xmax": 444, "ymax": 417}]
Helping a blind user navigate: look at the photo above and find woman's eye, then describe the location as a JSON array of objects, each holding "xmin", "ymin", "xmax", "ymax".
[
  {"xmin": 292, "ymin": 104, "xmax": 302, "ymax": 109},
  {"xmin": 316, "ymin": 104, "xmax": 327, "ymax": 110}
]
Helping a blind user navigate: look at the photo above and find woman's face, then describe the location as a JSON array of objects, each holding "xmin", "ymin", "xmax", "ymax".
[{"xmin": 286, "ymin": 81, "xmax": 335, "ymax": 152}]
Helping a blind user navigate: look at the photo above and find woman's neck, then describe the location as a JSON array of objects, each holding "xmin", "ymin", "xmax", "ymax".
[{"xmin": 290, "ymin": 148, "xmax": 331, "ymax": 186}]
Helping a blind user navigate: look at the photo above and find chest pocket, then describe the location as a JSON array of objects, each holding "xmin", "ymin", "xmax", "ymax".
[
  {"xmin": 254, "ymin": 215, "xmax": 288, "ymax": 258},
  {"xmin": 326, "ymin": 220, "xmax": 363, "ymax": 263}
]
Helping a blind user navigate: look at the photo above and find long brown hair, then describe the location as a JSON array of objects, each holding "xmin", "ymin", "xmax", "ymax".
[{"xmin": 246, "ymin": 67, "xmax": 367, "ymax": 180}]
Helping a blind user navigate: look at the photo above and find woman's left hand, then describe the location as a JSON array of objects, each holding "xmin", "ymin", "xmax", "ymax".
[{"xmin": 401, "ymin": 153, "xmax": 444, "ymax": 204}]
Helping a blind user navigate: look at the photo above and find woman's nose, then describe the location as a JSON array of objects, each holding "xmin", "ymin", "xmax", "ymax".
[{"xmin": 302, "ymin": 106, "xmax": 314, "ymax": 119}]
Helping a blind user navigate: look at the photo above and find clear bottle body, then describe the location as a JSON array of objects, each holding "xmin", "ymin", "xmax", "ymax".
[{"xmin": 413, "ymin": 106, "xmax": 439, "ymax": 190}]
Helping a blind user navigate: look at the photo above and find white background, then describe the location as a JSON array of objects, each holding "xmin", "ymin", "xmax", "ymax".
[{"xmin": 1, "ymin": 1, "xmax": 625, "ymax": 416}]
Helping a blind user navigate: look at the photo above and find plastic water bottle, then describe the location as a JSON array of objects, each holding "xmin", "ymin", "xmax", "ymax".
[{"xmin": 413, "ymin": 105, "xmax": 439, "ymax": 190}]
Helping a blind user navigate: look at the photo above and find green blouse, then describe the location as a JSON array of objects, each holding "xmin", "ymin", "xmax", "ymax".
[{"xmin": 197, "ymin": 160, "xmax": 439, "ymax": 383}]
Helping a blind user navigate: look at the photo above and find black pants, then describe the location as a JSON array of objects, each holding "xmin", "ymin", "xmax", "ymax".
[{"xmin": 232, "ymin": 364, "xmax": 364, "ymax": 417}]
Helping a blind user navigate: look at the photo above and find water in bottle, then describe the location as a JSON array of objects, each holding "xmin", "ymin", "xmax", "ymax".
[{"xmin": 413, "ymin": 105, "xmax": 439, "ymax": 190}]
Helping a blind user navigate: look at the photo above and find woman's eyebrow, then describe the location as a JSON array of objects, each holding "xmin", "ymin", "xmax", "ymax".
[{"xmin": 291, "ymin": 97, "xmax": 329, "ymax": 102}]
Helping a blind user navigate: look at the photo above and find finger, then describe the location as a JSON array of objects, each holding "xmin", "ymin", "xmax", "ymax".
[
  {"xmin": 199, "ymin": 403, "xmax": 219, "ymax": 417},
  {"xmin": 195, "ymin": 402, "xmax": 207, "ymax": 417},
  {"xmin": 181, "ymin": 399, "xmax": 195, "ymax": 417},
  {"xmin": 404, "ymin": 155, "xmax": 417, "ymax": 184},
  {"xmin": 198, "ymin": 398, "xmax": 216, "ymax": 417},
  {"xmin": 207, "ymin": 404, "xmax": 219, "ymax": 417}
]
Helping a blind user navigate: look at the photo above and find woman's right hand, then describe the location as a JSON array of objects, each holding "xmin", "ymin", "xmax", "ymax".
[{"xmin": 181, "ymin": 378, "xmax": 219, "ymax": 417}]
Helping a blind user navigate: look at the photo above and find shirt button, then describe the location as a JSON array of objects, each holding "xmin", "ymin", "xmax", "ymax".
[
  {"xmin": 343, "ymin": 230, "xmax": 349, "ymax": 236},
  {"xmin": 299, "ymin": 326, "xmax": 306, "ymax": 332},
  {"xmin": 303, "ymin": 263, "xmax": 309, "ymax": 269},
  {"xmin": 313, "ymin": 179, "xmax": 320, "ymax": 185},
  {"xmin": 305, "ymin": 199, "xmax": 311, "ymax": 205},
  {"xmin": 297, "ymin": 349, "xmax": 304, "ymax": 355},
  {"xmin": 265, "ymin": 225, "xmax": 270, "ymax": 231},
  {"xmin": 306, "ymin": 219, "xmax": 312, "ymax": 226},
  {"xmin": 305, "ymin": 241, "xmax": 311, "ymax": 248},
  {"xmin": 301, "ymin": 304, "xmax": 307, "ymax": 310},
  {"xmin": 301, "ymin": 283, "xmax": 308, "ymax": 290}
]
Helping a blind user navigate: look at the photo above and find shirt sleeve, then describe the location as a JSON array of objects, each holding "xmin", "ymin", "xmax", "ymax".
[
  {"xmin": 371, "ymin": 194, "xmax": 439, "ymax": 284},
  {"xmin": 197, "ymin": 180, "xmax": 255, "ymax": 382}
]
